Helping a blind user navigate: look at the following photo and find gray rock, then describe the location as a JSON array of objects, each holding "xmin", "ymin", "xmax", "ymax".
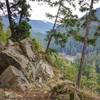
[
  {"xmin": 0, "ymin": 66, "xmax": 29, "ymax": 91},
  {"xmin": 35, "ymin": 60, "xmax": 54, "ymax": 80},
  {"xmin": 0, "ymin": 45, "xmax": 30, "ymax": 82},
  {"xmin": 0, "ymin": 38, "xmax": 54, "ymax": 89},
  {"xmin": 20, "ymin": 38, "xmax": 36, "ymax": 61},
  {"xmin": 7, "ymin": 39, "xmax": 14, "ymax": 46}
]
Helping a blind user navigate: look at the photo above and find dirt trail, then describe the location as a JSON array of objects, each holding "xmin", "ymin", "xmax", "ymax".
[
  {"xmin": 0, "ymin": 88, "xmax": 52, "ymax": 100},
  {"xmin": 0, "ymin": 88, "xmax": 100, "ymax": 100}
]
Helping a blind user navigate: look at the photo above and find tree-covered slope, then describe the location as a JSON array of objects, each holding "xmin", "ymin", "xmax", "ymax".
[{"xmin": 1, "ymin": 8, "xmax": 100, "ymax": 55}]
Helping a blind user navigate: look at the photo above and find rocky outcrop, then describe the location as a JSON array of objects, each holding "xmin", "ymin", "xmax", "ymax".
[{"xmin": 0, "ymin": 38, "xmax": 54, "ymax": 91}]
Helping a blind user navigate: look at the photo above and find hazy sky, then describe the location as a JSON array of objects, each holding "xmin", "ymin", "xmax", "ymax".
[
  {"xmin": 0, "ymin": 0, "xmax": 100, "ymax": 22},
  {"xmin": 29, "ymin": 0, "xmax": 100, "ymax": 22}
]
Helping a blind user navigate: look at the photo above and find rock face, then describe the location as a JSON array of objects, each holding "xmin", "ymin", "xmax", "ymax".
[
  {"xmin": 36, "ymin": 60, "xmax": 54, "ymax": 78},
  {"xmin": 0, "ymin": 66, "xmax": 29, "ymax": 91},
  {"xmin": 20, "ymin": 38, "xmax": 36, "ymax": 61},
  {"xmin": 0, "ymin": 38, "xmax": 54, "ymax": 90}
]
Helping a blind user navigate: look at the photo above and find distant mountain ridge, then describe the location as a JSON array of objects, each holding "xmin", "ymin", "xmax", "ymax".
[
  {"xmin": 2, "ymin": 16, "xmax": 53, "ymax": 35},
  {"xmin": 29, "ymin": 20, "xmax": 53, "ymax": 34},
  {"xmin": 94, "ymin": 8, "xmax": 100, "ymax": 20}
]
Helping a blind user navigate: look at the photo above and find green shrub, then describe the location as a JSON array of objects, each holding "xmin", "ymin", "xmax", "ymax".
[
  {"xmin": 81, "ymin": 65, "xmax": 97, "ymax": 92},
  {"xmin": 0, "ymin": 21, "xmax": 10, "ymax": 44},
  {"xmin": 0, "ymin": 32, "xmax": 9, "ymax": 44},
  {"xmin": 32, "ymin": 38, "xmax": 43, "ymax": 52},
  {"xmin": 11, "ymin": 21, "xmax": 31, "ymax": 41},
  {"xmin": 47, "ymin": 52, "xmax": 77, "ymax": 81}
]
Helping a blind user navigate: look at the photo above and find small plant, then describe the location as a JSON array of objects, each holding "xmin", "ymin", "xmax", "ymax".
[{"xmin": 0, "ymin": 21, "xmax": 10, "ymax": 45}]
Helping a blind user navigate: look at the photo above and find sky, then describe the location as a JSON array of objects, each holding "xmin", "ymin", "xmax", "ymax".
[
  {"xmin": 0, "ymin": 0, "xmax": 100, "ymax": 22},
  {"xmin": 28, "ymin": 0, "xmax": 100, "ymax": 22}
]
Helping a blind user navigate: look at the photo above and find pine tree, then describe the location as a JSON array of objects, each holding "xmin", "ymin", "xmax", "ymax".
[
  {"xmin": 45, "ymin": 0, "xmax": 62, "ymax": 52},
  {"xmin": 5, "ymin": 0, "xmax": 15, "ymax": 34},
  {"xmin": 45, "ymin": 0, "xmax": 77, "ymax": 52},
  {"xmin": 76, "ymin": 0, "xmax": 99, "ymax": 88},
  {"xmin": 0, "ymin": 2, "xmax": 4, "ymax": 11},
  {"xmin": 0, "ymin": 0, "xmax": 31, "ymax": 41},
  {"xmin": 10, "ymin": 0, "xmax": 31, "ymax": 41},
  {"xmin": 18, "ymin": 0, "xmax": 30, "ymax": 23}
]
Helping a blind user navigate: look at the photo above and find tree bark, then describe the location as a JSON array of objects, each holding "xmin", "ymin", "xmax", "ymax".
[
  {"xmin": 76, "ymin": 24, "xmax": 89, "ymax": 87},
  {"xmin": 76, "ymin": 0, "xmax": 94, "ymax": 88},
  {"xmin": 19, "ymin": 1, "xmax": 24, "ymax": 24},
  {"xmin": 5, "ymin": 0, "xmax": 14, "ymax": 34}
]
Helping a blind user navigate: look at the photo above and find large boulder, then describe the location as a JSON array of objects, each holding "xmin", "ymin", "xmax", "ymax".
[{"xmin": 0, "ymin": 66, "xmax": 29, "ymax": 91}]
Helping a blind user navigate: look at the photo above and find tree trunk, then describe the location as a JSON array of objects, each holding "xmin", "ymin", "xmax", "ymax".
[
  {"xmin": 46, "ymin": 34, "xmax": 53, "ymax": 52},
  {"xmin": 76, "ymin": 24, "xmax": 89, "ymax": 87},
  {"xmin": 19, "ymin": 2, "xmax": 24, "ymax": 24},
  {"xmin": 19, "ymin": 12, "xmax": 23, "ymax": 24},
  {"xmin": 5, "ymin": 0, "xmax": 14, "ymax": 34},
  {"xmin": 76, "ymin": 0, "xmax": 94, "ymax": 88}
]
